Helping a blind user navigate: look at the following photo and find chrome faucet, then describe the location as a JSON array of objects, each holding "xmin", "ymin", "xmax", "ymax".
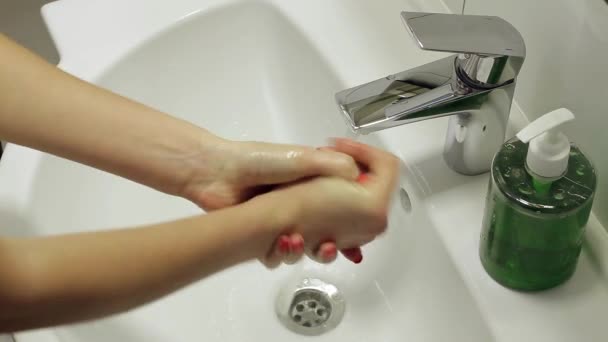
[{"xmin": 336, "ymin": 12, "xmax": 525, "ymax": 175}]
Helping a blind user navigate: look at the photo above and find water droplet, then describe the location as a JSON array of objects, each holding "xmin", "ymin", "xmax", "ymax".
[
  {"xmin": 553, "ymin": 188, "xmax": 565, "ymax": 200},
  {"xmin": 518, "ymin": 182, "xmax": 534, "ymax": 195},
  {"xmin": 505, "ymin": 143, "xmax": 516, "ymax": 151},
  {"xmin": 570, "ymin": 150, "xmax": 580, "ymax": 157},
  {"xmin": 576, "ymin": 165, "xmax": 586, "ymax": 176},
  {"xmin": 503, "ymin": 166, "xmax": 512, "ymax": 178}
]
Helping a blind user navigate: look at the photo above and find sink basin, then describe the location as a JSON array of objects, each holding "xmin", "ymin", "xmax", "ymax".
[
  {"xmin": 4, "ymin": 0, "xmax": 608, "ymax": 341},
  {"xmin": 0, "ymin": 2, "xmax": 493, "ymax": 341}
]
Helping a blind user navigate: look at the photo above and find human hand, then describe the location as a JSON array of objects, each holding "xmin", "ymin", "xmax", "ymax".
[
  {"xmin": 257, "ymin": 138, "xmax": 399, "ymax": 268},
  {"xmin": 263, "ymin": 172, "xmax": 369, "ymax": 267},
  {"xmin": 179, "ymin": 139, "xmax": 359, "ymax": 210},
  {"xmin": 175, "ymin": 138, "xmax": 362, "ymax": 266}
]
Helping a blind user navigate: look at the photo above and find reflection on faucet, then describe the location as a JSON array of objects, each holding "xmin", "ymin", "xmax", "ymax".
[{"xmin": 336, "ymin": 12, "xmax": 525, "ymax": 175}]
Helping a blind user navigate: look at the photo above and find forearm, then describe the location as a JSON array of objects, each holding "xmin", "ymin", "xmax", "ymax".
[
  {"xmin": 0, "ymin": 34, "xmax": 218, "ymax": 195},
  {"xmin": 0, "ymin": 197, "xmax": 286, "ymax": 332}
]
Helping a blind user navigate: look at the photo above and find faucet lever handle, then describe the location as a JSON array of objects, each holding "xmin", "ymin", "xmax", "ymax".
[{"xmin": 401, "ymin": 12, "xmax": 525, "ymax": 58}]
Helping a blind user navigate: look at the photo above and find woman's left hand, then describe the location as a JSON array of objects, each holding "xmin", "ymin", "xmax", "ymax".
[
  {"xmin": 178, "ymin": 139, "xmax": 360, "ymax": 210},
  {"xmin": 172, "ymin": 139, "xmax": 362, "ymax": 266}
]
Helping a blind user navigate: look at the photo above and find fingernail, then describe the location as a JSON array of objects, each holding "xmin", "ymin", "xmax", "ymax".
[
  {"xmin": 321, "ymin": 244, "xmax": 337, "ymax": 260},
  {"xmin": 357, "ymin": 173, "xmax": 369, "ymax": 183},
  {"xmin": 292, "ymin": 237, "xmax": 304, "ymax": 254},
  {"xmin": 342, "ymin": 247, "xmax": 363, "ymax": 264},
  {"xmin": 278, "ymin": 236, "xmax": 291, "ymax": 253}
]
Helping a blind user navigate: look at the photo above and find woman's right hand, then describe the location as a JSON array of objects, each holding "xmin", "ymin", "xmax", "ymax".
[{"xmin": 257, "ymin": 138, "xmax": 400, "ymax": 267}]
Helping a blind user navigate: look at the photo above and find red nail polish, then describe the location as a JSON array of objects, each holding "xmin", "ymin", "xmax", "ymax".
[
  {"xmin": 352, "ymin": 253, "xmax": 363, "ymax": 264},
  {"xmin": 292, "ymin": 239, "xmax": 304, "ymax": 253},
  {"xmin": 278, "ymin": 236, "xmax": 290, "ymax": 253},
  {"xmin": 342, "ymin": 247, "xmax": 363, "ymax": 264},
  {"xmin": 322, "ymin": 245, "xmax": 337, "ymax": 259},
  {"xmin": 357, "ymin": 173, "xmax": 369, "ymax": 183}
]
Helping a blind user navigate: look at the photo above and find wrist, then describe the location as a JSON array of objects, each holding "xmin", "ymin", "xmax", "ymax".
[
  {"xmin": 153, "ymin": 123, "xmax": 225, "ymax": 197},
  {"xmin": 242, "ymin": 191, "xmax": 301, "ymax": 259}
]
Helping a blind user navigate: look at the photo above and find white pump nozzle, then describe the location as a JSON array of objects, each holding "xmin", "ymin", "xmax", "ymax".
[{"xmin": 515, "ymin": 108, "xmax": 575, "ymax": 179}]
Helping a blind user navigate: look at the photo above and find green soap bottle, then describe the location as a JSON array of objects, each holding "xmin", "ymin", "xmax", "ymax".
[{"xmin": 480, "ymin": 108, "xmax": 597, "ymax": 291}]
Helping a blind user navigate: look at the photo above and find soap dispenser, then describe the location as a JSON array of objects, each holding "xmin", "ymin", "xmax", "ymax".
[{"xmin": 479, "ymin": 108, "xmax": 597, "ymax": 291}]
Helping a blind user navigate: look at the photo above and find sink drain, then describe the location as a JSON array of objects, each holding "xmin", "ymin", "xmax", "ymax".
[
  {"xmin": 276, "ymin": 278, "xmax": 345, "ymax": 336},
  {"xmin": 290, "ymin": 290, "xmax": 331, "ymax": 328}
]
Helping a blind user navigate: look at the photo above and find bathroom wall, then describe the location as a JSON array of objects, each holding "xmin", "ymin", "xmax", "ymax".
[
  {"xmin": 460, "ymin": 0, "xmax": 608, "ymax": 227},
  {"xmin": 441, "ymin": 0, "xmax": 464, "ymax": 13}
]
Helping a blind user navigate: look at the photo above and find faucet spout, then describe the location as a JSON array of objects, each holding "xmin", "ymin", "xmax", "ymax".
[
  {"xmin": 337, "ymin": 56, "xmax": 496, "ymax": 135},
  {"xmin": 335, "ymin": 12, "xmax": 525, "ymax": 175}
]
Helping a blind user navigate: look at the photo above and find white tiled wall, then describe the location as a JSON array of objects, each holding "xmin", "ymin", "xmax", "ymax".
[{"xmin": 462, "ymin": 0, "xmax": 608, "ymax": 227}]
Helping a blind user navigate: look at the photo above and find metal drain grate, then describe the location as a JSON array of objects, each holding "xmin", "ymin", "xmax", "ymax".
[
  {"xmin": 289, "ymin": 289, "xmax": 332, "ymax": 328},
  {"xmin": 276, "ymin": 278, "xmax": 345, "ymax": 336}
]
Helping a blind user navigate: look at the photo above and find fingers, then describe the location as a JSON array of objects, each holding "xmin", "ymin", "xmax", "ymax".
[
  {"xmin": 262, "ymin": 235, "xmax": 287, "ymax": 268},
  {"xmin": 313, "ymin": 241, "xmax": 338, "ymax": 263},
  {"xmin": 283, "ymin": 234, "xmax": 305, "ymax": 264},
  {"xmin": 356, "ymin": 173, "xmax": 369, "ymax": 184},
  {"xmin": 242, "ymin": 143, "xmax": 359, "ymax": 186},
  {"xmin": 340, "ymin": 247, "xmax": 363, "ymax": 264},
  {"xmin": 262, "ymin": 233, "xmax": 305, "ymax": 268},
  {"xmin": 331, "ymin": 138, "xmax": 399, "ymax": 201},
  {"xmin": 304, "ymin": 149, "xmax": 359, "ymax": 181},
  {"xmin": 318, "ymin": 146, "xmax": 367, "ymax": 175},
  {"xmin": 262, "ymin": 235, "xmax": 291, "ymax": 268},
  {"xmin": 263, "ymin": 236, "xmax": 364, "ymax": 268},
  {"xmin": 315, "ymin": 242, "xmax": 364, "ymax": 264},
  {"xmin": 311, "ymin": 241, "xmax": 364, "ymax": 264}
]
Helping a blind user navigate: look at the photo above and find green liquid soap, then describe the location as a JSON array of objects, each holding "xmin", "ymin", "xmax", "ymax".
[{"xmin": 479, "ymin": 139, "xmax": 596, "ymax": 291}]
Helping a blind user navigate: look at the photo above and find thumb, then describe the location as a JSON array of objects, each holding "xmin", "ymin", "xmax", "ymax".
[
  {"xmin": 308, "ymin": 149, "xmax": 359, "ymax": 180},
  {"xmin": 243, "ymin": 146, "xmax": 359, "ymax": 186}
]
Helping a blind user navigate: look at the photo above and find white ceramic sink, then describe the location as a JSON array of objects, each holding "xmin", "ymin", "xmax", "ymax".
[
  {"xmin": 1, "ymin": 2, "xmax": 492, "ymax": 341},
  {"xmin": 2, "ymin": 1, "xmax": 608, "ymax": 341}
]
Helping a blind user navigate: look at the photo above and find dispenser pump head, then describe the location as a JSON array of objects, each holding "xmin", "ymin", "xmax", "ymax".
[{"xmin": 515, "ymin": 108, "xmax": 575, "ymax": 179}]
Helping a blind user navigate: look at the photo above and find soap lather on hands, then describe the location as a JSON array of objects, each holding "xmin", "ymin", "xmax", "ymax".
[
  {"xmin": 268, "ymin": 182, "xmax": 365, "ymax": 265},
  {"xmin": 181, "ymin": 134, "xmax": 398, "ymax": 268},
  {"xmin": 262, "ymin": 138, "xmax": 399, "ymax": 267}
]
